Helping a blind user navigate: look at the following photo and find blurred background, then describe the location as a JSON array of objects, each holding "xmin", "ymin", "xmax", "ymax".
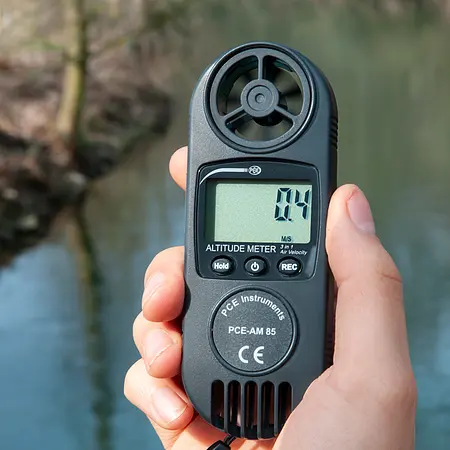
[{"xmin": 0, "ymin": 0, "xmax": 450, "ymax": 449}]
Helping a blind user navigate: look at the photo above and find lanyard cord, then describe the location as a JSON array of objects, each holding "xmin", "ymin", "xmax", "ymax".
[{"xmin": 206, "ymin": 435, "xmax": 237, "ymax": 449}]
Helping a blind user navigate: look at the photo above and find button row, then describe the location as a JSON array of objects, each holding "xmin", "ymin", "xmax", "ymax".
[{"xmin": 211, "ymin": 256, "xmax": 302, "ymax": 277}]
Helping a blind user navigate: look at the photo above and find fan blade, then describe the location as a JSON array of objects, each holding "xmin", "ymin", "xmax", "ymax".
[
  {"xmin": 264, "ymin": 60, "xmax": 279, "ymax": 82},
  {"xmin": 278, "ymin": 118, "xmax": 292, "ymax": 135},
  {"xmin": 275, "ymin": 105, "xmax": 297, "ymax": 123},
  {"xmin": 284, "ymin": 93, "xmax": 303, "ymax": 113},
  {"xmin": 224, "ymin": 107, "xmax": 249, "ymax": 131},
  {"xmin": 275, "ymin": 69, "xmax": 302, "ymax": 93},
  {"xmin": 245, "ymin": 121, "xmax": 261, "ymax": 141},
  {"xmin": 273, "ymin": 65, "xmax": 287, "ymax": 85},
  {"xmin": 241, "ymin": 70, "xmax": 254, "ymax": 85},
  {"xmin": 282, "ymin": 85, "xmax": 302, "ymax": 98},
  {"xmin": 226, "ymin": 90, "xmax": 242, "ymax": 112},
  {"xmin": 260, "ymin": 125, "xmax": 273, "ymax": 142},
  {"xmin": 231, "ymin": 76, "xmax": 247, "ymax": 94},
  {"xmin": 227, "ymin": 92, "xmax": 241, "ymax": 104},
  {"xmin": 226, "ymin": 101, "xmax": 240, "ymax": 114},
  {"xmin": 239, "ymin": 120, "xmax": 253, "ymax": 136}
]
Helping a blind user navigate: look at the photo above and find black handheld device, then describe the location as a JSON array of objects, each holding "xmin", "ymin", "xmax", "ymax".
[{"xmin": 182, "ymin": 42, "xmax": 338, "ymax": 441}]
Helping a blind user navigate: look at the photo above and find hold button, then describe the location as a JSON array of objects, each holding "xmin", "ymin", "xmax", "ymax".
[{"xmin": 211, "ymin": 257, "xmax": 233, "ymax": 275}]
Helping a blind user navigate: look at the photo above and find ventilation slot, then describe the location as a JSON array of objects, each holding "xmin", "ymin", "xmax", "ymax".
[
  {"xmin": 226, "ymin": 381, "xmax": 241, "ymax": 436},
  {"xmin": 276, "ymin": 383, "xmax": 292, "ymax": 436},
  {"xmin": 211, "ymin": 381, "xmax": 225, "ymax": 429},
  {"xmin": 241, "ymin": 382, "xmax": 258, "ymax": 439},
  {"xmin": 259, "ymin": 382, "xmax": 275, "ymax": 439}
]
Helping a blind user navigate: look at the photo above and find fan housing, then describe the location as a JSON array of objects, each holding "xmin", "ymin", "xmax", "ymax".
[{"xmin": 207, "ymin": 46, "xmax": 314, "ymax": 151}]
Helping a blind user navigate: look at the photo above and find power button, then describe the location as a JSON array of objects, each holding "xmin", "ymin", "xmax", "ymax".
[{"xmin": 244, "ymin": 258, "xmax": 267, "ymax": 275}]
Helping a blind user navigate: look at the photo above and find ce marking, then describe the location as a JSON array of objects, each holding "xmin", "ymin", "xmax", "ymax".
[{"xmin": 238, "ymin": 345, "xmax": 265, "ymax": 365}]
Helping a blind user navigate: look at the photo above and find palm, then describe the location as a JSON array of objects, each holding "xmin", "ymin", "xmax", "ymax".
[{"xmin": 125, "ymin": 147, "xmax": 416, "ymax": 450}]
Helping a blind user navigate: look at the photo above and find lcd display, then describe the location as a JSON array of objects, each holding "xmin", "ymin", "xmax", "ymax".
[{"xmin": 205, "ymin": 181, "xmax": 312, "ymax": 243}]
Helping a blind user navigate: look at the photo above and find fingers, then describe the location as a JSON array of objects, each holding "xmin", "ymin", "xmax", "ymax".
[
  {"xmin": 326, "ymin": 185, "xmax": 411, "ymax": 377},
  {"xmin": 124, "ymin": 359, "xmax": 194, "ymax": 432},
  {"xmin": 169, "ymin": 146, "xmax": 187, "ymax": 191},
  {"xmin": 133, "ymin": 313, "xmax": 182, "ymax": 379},
  {"xmin": 140, "ymin": 245, "xmax": 185, "ymax": 378},
  {"xmin": 143, "ymin": 246, "xmax": 185, "ymax": 323}
]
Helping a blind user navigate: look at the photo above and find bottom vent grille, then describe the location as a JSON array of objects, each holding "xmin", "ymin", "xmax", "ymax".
[
  {"xmin": 211, "ymin": 380, "xmax": 293, "ymax": 439},
  {"xmin": 261, "ymin": 382, "xmax": 274, "ymax": 439},
  {"xmin": 211, "ymin": 380, "xmax": 225, "ymax": 429}
]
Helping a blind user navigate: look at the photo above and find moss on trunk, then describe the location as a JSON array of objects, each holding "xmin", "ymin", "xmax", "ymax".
[{"xmin": 56, "ymin": 0, "xmax": 89, "ymax": 151}]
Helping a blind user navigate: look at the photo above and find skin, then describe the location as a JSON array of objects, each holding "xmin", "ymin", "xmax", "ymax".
[{"xmin": 124, "ymin": 146, "xmax": 417, "ymax": 450}]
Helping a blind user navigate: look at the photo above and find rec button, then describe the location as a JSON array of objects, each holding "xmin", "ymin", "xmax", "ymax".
[
  {"xmin": 278, "ymin": 258, "xmax": 302, "ymax": 276},
  {"xmin": 211, "ymin": 257, "xmax": 233, "ymax": 275}
]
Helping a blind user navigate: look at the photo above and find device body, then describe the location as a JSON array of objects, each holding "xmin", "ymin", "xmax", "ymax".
[{"xmin": 182, "ymin": 42, "xmax": 338, "ymax": 440}]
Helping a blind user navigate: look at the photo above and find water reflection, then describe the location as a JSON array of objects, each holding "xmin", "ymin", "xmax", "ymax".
[
  {"xmin": 68, "ymin": 205, "xmax": 114, "ymax": 450},
  {"xmin": 0, "ymin": 243, "xmax": 94, "ymax": 450},
  {"xmin": 1, "ymin": 4, "xmax": 450, "ymax": 450}
]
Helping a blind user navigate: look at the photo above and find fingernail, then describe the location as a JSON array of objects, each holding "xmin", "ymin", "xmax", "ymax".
[
  {"xmin": 151, "ymin": 387, "xmax": 187, "ymax": 424},
  {"xmin": 144, "ymin": 329, "xmax": 174, "ymax": 368},
  {"xmin": 347, "ymin": 188, "xmax": 376, "ymax": 234},
  {"xmin": 143, "ymin": 273, "xmax": 165, "ymax": 307}
]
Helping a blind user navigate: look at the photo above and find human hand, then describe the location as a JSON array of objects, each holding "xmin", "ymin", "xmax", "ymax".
[{"xmin": 125, "ymin": 146, "xmax": 417, "ymax": 450}]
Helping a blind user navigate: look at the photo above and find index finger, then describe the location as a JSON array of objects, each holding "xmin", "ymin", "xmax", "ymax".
[
  {"xmin": 140, "ymin": 146, "xmax": 187, "ymax": 323},
  {"xmin": 142, "ymin": 246, "xmax": 185, "ymax": 322},
  {"xmin": 169, "ymin": 146, "xmax": 187, "ymax": 191}
]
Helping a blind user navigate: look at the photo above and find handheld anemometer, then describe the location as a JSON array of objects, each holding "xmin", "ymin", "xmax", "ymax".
[{"xmin": 182, "ymin": 42, "xmax": 338, "ymax": 444}]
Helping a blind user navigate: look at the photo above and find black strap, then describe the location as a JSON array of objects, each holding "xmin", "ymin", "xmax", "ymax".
[{"xmin": 206, "ymin": 435, "xmax": 236, "ymax": 449}]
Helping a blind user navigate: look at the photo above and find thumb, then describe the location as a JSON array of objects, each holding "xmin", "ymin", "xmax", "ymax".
[{"xmin": 326, "ymin": 185, "xmax": 412, "ymax": 379}]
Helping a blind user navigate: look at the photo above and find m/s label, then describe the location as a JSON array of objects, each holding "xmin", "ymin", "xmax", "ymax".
[{"xmin": 211, "ymin": 289, "xmax": 295, "ymax": 372}]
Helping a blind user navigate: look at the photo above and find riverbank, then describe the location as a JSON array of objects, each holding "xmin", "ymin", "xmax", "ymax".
[
  {"xmin": 0, "ymin": 57, "xmax": 172, "ymax": 265},
  {"xmin": 0, "ymin": 0, "xmax": 196, "ymax": 265}
]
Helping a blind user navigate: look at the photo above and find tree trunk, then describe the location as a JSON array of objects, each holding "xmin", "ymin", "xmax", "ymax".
[
  {"xmin": 108, "ymin": 0, "xmax": 121, "ymax": 18},
  {"xmin": 56, "ymin": 0, "xmax": 89, "ymax": 151},
  {"xmin": 140, "ymin": 0, "xmax": 152, "ymax": 23}
]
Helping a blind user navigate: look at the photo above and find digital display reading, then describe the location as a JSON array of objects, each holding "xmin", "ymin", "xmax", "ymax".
[{"xmin": 205, "ymin": 181, "xmax": 312, "ymax": 243}]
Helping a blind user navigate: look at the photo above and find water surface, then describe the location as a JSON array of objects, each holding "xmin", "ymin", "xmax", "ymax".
[{"xmin": 1, "ymin": 5, "xmax": 450, "ymax": 449}]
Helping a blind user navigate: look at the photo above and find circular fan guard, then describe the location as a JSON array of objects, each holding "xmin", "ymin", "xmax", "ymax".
[{"xmin": 208, "ymin": 47, "xmax": 313, "ymax": 151}]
